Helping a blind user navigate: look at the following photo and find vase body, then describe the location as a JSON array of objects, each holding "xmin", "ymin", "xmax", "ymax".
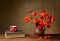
[{"xmin": 34, "ymin": 27, "xmax": 45, "ymax": 36}]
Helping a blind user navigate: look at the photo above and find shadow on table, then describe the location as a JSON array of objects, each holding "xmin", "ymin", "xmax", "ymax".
[{"xmin": 51, "ymin": 34, "xmax": 60, "ymax": 39}]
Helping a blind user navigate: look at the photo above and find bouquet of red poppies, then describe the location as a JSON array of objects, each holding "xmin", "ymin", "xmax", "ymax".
[{"xmin": 24, "ymin": 9, "xmax": 56, "ymax": 29}]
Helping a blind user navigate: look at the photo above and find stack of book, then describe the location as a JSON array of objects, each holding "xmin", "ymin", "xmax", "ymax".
[{"xmin": 5, "ymin": 30, "xmax": 25, "ymax": 38}]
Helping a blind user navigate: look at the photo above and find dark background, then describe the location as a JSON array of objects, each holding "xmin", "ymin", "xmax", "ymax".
[{"xmin": 0, "ymin": 0, "xmax": 60, "ymax": 34}]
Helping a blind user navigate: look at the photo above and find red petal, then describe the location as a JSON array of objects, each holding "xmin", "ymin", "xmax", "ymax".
[
  {"xmin": 32, "ymin": 12, "xmax": 38, "ymax": 17},
  {"xmin": 33, "ymin": 20, "xmax": 36, "ymax": 24},
  {"xmin": 24, "ymin": 16, "xmax": 30, "ymax": 23},
  {"xmin": 40, "ymin": 10, "xmax": 46, "ymax": 13},
  {"xmin": 33, "ymin": 18, "xmax": 37, "ymax": 24},
  {"xmin": 34, "ymin": 18, "xmax": 37, "ymax": 21},
  {"xmin": 45, "ymin": 14, "xmax": 51, "ymax": 18},
  {"xmin": 40, "ymin": 10, "xmax": 46, "ymax": 16},
  {"xmin": 25, "ymin": 20, "xmax": 29, "ymax": 23},
  {"xmin": 43, "ymin": 22, "xmax": 47, "ymax": 26},
  {"xmin": 47, "ymin": 20, "xmax": 51, "ymax": 24},
  {"xmin": 38, "ymin": 19, "xmax": 43, "ymax": 22},
  {"xmin": 51, "ymin": 17, "xmax": 56, "ymax": 22},
  {"xmin": 44, "ymin": 35, "xmax": 48, "ymax": 39},
  {"xmin": 40, "ymin": 16, "xmax": 44, "ymax": 20},
  {"xmin": 37, "ymin": 25, "xmax": 42, "ymax": 29},
  {"xmin": 39, "ymin": 21, "xmax": 43, "ymax": 24},
  {"xmin": 47, "ymin": 24, "xmax": 51, "ymax": 28},
  {"xmin": 41, "ymin": 13, "xmax": 46, "ymax": 16},
  {"xmin": 28, "ymin": 9, "xmax": 33, "ymax": 13}
]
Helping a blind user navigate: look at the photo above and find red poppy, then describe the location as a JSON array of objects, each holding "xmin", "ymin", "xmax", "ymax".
[
  {"xmin": 40, "ymin": 10, "xmax": 46, "ymax": 13},
  {"xmin": 38, "ymin": 19, "xmax": 43, "ymax": 26},
  {"xmin": 45, "ymin": 14, "xmax": 51, "ymax": 19},
  {"xmin": 40, "ymin": 16, "xmax": 44, "ymax": 20},
  {"xmin": 38, "ymin": 19, "xmax": 43, "ymax": 22},
  {"xmin": 24, "ymin": 16, "xmax": 30, "ymax": 23},
  {"xmin": 32, "ymin": 12, "xmax": 38, "ymax": 17},
  {"xmin": 37, "ymin": 25, "xmax": 42, "ymax": 29},
  {"xmin": 34, "ymin": 18, "xmax": 37, "ymax": 21},
  {"xmin": 33, "ymin": 20, "xmax": 37, "ymax": 24},
  {"xmin": 40, "ymin": 10, "xmax": 46, "ymax": 16},
  {"xmin": 40, "ymin": 13, "xmax": 46, "ymax": 16},
  {"xmin": 28, "ymin": 9, "xmax": 33, "ymax": 13},
  {"xmin": 43, "ymin": 22, "xmax": 47, "ymax": 26},
  {"xmin": 51, "ymin": 17, "xmax": 56, "ymax": 22},
  {"xmin": 33, "ymin": 18, "xmax": 37, "ymax": 24}
]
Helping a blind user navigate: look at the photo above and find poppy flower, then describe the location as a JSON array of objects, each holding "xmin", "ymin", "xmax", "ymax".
[
  {"xmin": 33, "ymin": 20, "xmax": 37, "ymax": 24},
  {"xmin": 32, "ymin": 12, "xmax": 38, "ymax": 17},
  {"xmin": 45, "ymin": 14, "xmax": 51, "ymax": 19},
  {"xmin": 40, "ymin": 10, "xmax": 46, "ymax": 13},
  {"xmin": 24, "ymin": 16, "xmax": 30, "ymax": 23},
  {"xmin": 28, "ymin": 9, "xmax": 33, "ymax": 13},
  {"xmin": 40, "ymin": 13, "xmax": 46, "ymax": 16},
  {"xmin": 51, "ymin": 17, "xmax": 56, "ymax": 22},
  {"xmin": 37, "ymin": 25, "xmax": 42, "ymax": 29},
  {"xmin": 40, "ymin": 10, "xmax": 46, "ymax": 16},
  {"xmin": 33, "ymin": 18, "xmax": 37, "ymax": 24},
  {"xmin": 43, "ymin": 22, "xmax": 47, "ymax": 26},
  {"xmin": 34, "ymin": 18, "xmax": 37, "ymax": 21},
  {"xmin": 40, "ymin": 16, "xmax": 45, "ymax": 20}
]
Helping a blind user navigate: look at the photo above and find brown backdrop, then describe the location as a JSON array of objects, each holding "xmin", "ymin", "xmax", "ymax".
[{"xmin": 0, "ymin": 0, "xmax": 60, "ymax": 34}]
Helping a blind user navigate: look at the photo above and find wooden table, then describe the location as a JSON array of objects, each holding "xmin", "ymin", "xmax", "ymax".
[{"xmin": 0, "ymin": 34, "xmax": 60, "ymax": 41}]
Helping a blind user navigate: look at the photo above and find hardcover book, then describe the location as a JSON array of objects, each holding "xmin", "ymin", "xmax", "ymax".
[{"xmin": 5, "ymin": 30, "xmax": 25, "ymax": 38}]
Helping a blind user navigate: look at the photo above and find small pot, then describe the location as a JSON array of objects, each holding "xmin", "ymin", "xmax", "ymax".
[{"xmin": 9, "ymin": 25, "xmax": 17, "ymax": 32}]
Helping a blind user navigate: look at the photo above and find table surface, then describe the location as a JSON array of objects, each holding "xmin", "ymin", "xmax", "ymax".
[{"xmin": 0, "ymin": 34, "xmax": 60, "ymax": 41}]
